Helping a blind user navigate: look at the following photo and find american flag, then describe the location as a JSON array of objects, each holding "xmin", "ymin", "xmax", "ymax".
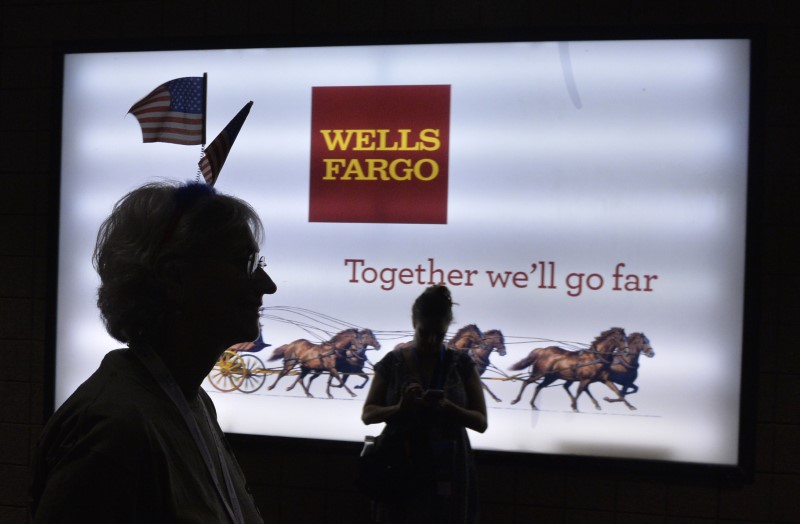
[
  {"xmin": 128, "ymin": 77, "xmax": 205, "ymax": 145},
  {"xmin": 199, "ymin": 101, "xmax": 253, "ymax": 186}
]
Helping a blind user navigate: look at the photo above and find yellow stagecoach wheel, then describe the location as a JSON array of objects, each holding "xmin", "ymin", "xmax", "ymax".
[
  {"xmin": 238, "ymin": 354, "xmax": 267, "ymax": 394},
  {"xmin": 207, "ymin": 350, "xmax": 246, "ymax": 392}
]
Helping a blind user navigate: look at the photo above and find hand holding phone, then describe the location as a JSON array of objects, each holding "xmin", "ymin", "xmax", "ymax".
[{"xmin": 424, "ymin": 389, "xmax": 444, "ymax": 401}]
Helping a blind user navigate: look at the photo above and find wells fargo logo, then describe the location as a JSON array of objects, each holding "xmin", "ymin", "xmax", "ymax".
[{"xmin": 309, "ymin": 85, "xmax": 451, "ymax": 224}]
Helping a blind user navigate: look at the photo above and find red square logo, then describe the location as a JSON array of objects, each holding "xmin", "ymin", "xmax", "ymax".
[{"xmin": 309, "ymin": 85, "xmax": 450, "ymax": 224}]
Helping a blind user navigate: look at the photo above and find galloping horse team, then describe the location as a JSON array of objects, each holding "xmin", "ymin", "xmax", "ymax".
[
  {"xmin": 255, "ymin": 323, "xmax": 654, "ymax": 412},
  {"xmin": 266, "ymin": 328, "xmax": 381, "ymax": 399},
  {"xmin": 508, "ymin": 328, "xmax": 654, "ymax": 411}
]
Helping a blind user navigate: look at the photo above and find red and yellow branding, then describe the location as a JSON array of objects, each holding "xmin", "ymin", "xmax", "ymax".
[{"xmin": 309, "ymin": 85, "xmax": 450, "ymax": 224}]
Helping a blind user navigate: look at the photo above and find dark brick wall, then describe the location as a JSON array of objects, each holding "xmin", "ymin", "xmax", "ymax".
[{"xmin": 2, "ymin": 1, "xmax": 798, "ymax": 522}]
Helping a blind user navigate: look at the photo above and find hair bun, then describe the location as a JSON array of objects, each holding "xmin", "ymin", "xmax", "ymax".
[{"xmin": 412, "ymin": 284, "xmax": 454, "ymax": 329}]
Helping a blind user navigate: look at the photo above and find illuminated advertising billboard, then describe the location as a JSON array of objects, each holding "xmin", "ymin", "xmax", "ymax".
[{"xmin": 54, "ymin": 37, "xmax": 753, "ymax": 467}]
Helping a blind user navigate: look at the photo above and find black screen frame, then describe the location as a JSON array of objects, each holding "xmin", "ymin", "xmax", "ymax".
[{"xmin": 45, "ymin": 27, "xmax": 763, "ymax": 483}]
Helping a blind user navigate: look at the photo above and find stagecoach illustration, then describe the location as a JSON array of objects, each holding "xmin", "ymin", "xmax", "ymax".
[
  {"xmin": 206, "ymin": 309, "xmax": 384, "ymax": 397},
  {"xmin": 207, "ymin": 330, "xmax": 272, "ymax": 394},
  {"xmin": 205, "ymin": 307, "xmax": 654, "ymax": 409},
  {"xmin": 206, "ymin": 328, "xmax": 383, "ymax": 396}
]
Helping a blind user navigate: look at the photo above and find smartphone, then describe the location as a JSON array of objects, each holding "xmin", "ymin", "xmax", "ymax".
[{"xmin": 424, "ymin": 389, "xmax": 444, "ymax": 401}]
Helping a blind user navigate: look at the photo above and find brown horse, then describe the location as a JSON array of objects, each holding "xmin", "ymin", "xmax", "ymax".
[
  {"xmin": 312, "ymin": 328, "xmax": 382, "ymax": 390},
  {"xmin": 447, "ymin": 325, "xmax": 507, "ymax": 402},
  {"xmin": 508, "ymin": 327, "xmax": 629, "ymax": 411},
  {"xmin": 547, "ymin": 332, "xmax": 656, "ymax": 411},
  {"xmin": 267, "ymin": 329, "xmax": 364, "ymax": 398},
  {"xmin": 602, "ymin": 332, "xmax": 654, "ymax": 403}
]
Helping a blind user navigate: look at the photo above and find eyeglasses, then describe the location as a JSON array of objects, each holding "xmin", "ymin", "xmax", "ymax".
[{"xmin": 247, "ymin": 253, "xmax": 266, "ymax": 278}]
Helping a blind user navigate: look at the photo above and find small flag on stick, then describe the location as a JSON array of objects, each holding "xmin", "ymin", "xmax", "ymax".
[
  {"xmin": 128, "ymin": 76, "xmax": 206, "ymax": 145},
  {"xmin": 199, "ymin": 101, "xmax": 253, "ymax": 186}
]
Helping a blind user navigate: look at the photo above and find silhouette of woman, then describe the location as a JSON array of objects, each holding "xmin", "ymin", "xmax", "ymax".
[
  {"xmin": 31, "ymin": 181, "xmax": 276, "ymax": 523},
  {"xmin": 362, "ymin": 285, "xmax": 487, "ymax": 524}
]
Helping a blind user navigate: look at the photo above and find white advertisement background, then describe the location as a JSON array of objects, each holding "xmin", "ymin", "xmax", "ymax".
[{"xmin": 57, "ymin": 39, "xmax": 750, "ymax": 465}]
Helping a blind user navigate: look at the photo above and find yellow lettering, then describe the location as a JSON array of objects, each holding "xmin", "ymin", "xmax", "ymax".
[
  {"xmin": 323, "ymin": 158, "xmax": 440, "ymax": 181},
  {"xmin": 376, "ymin": 129, "xmax": 398, "ymax": 151},
  {"xmin": 320, "ymin": 130, "xmax": 356, "ymax": 151},
  {"xmin": 322, "ymin": 158, "xmax": 347, "ymax": 180},
  {"xmin": 352, "ymin": 130, "xmax": 377, "ymax": 151},
  {"xmin": 419, "ymin": 129, "xmax": 441, "ymax": 151},
  {"xmin": 414, "ymin": 158, "xmax": 439, "ymax": 181},
  {"xmin": 389, "ymin": 159, "xmax": 413, "ymax": 181},
  {"xmin": 365, "ymin": 158, "xmax": 388, "ymax": 180},
  {"xmin": 397, "ymin": 129, "xmax": 414, "ymax": 151},
  {"xmin": 342, "ymin": 158, "xmax": 364, "ymax": 180},
  {"xmin": 321, "ymin": 128, "xmax": 442, "ymax": 152}
]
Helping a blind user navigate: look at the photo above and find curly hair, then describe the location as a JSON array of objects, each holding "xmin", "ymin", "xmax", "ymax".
[
  {"xmin": 412, "ymin": 284, "xmax": 454, "ymax": 338},
  {"xmin": 92, "ymin": 181, "xmax": 264, "ymax": 343}
]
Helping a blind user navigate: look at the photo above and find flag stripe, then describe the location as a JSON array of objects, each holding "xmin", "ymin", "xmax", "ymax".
[
  {"xmin": 142, "ymin": 129, "xmax": 205, "ymax": 140},
  {"xmin": 136, "ymin": 115, "xmax": 203, "ymax": 126},
  {"xmin": 129, "ymin": 90, "xmax": 169, "ymax": 112},
  {"xmin": 141, "ymin": 131, "xmax": 204, "ymax": 140},
  {"xmin": 130, "ymin": 95, "xmax": 170, "ymax": 108},
  {"xmin": 139, "ymin": 122, "xmax": 204, "ymax": 132},
  {"xmin": 144, "ymin": 135, "xmax": 203, "ymax": 145},
  {"xmin": 131, "ymin": 102, "xmax": 171, "ymax": 114},
  {"xmin": 129, "ymin": 92, "xmax": 170, "ymax": 112}
]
